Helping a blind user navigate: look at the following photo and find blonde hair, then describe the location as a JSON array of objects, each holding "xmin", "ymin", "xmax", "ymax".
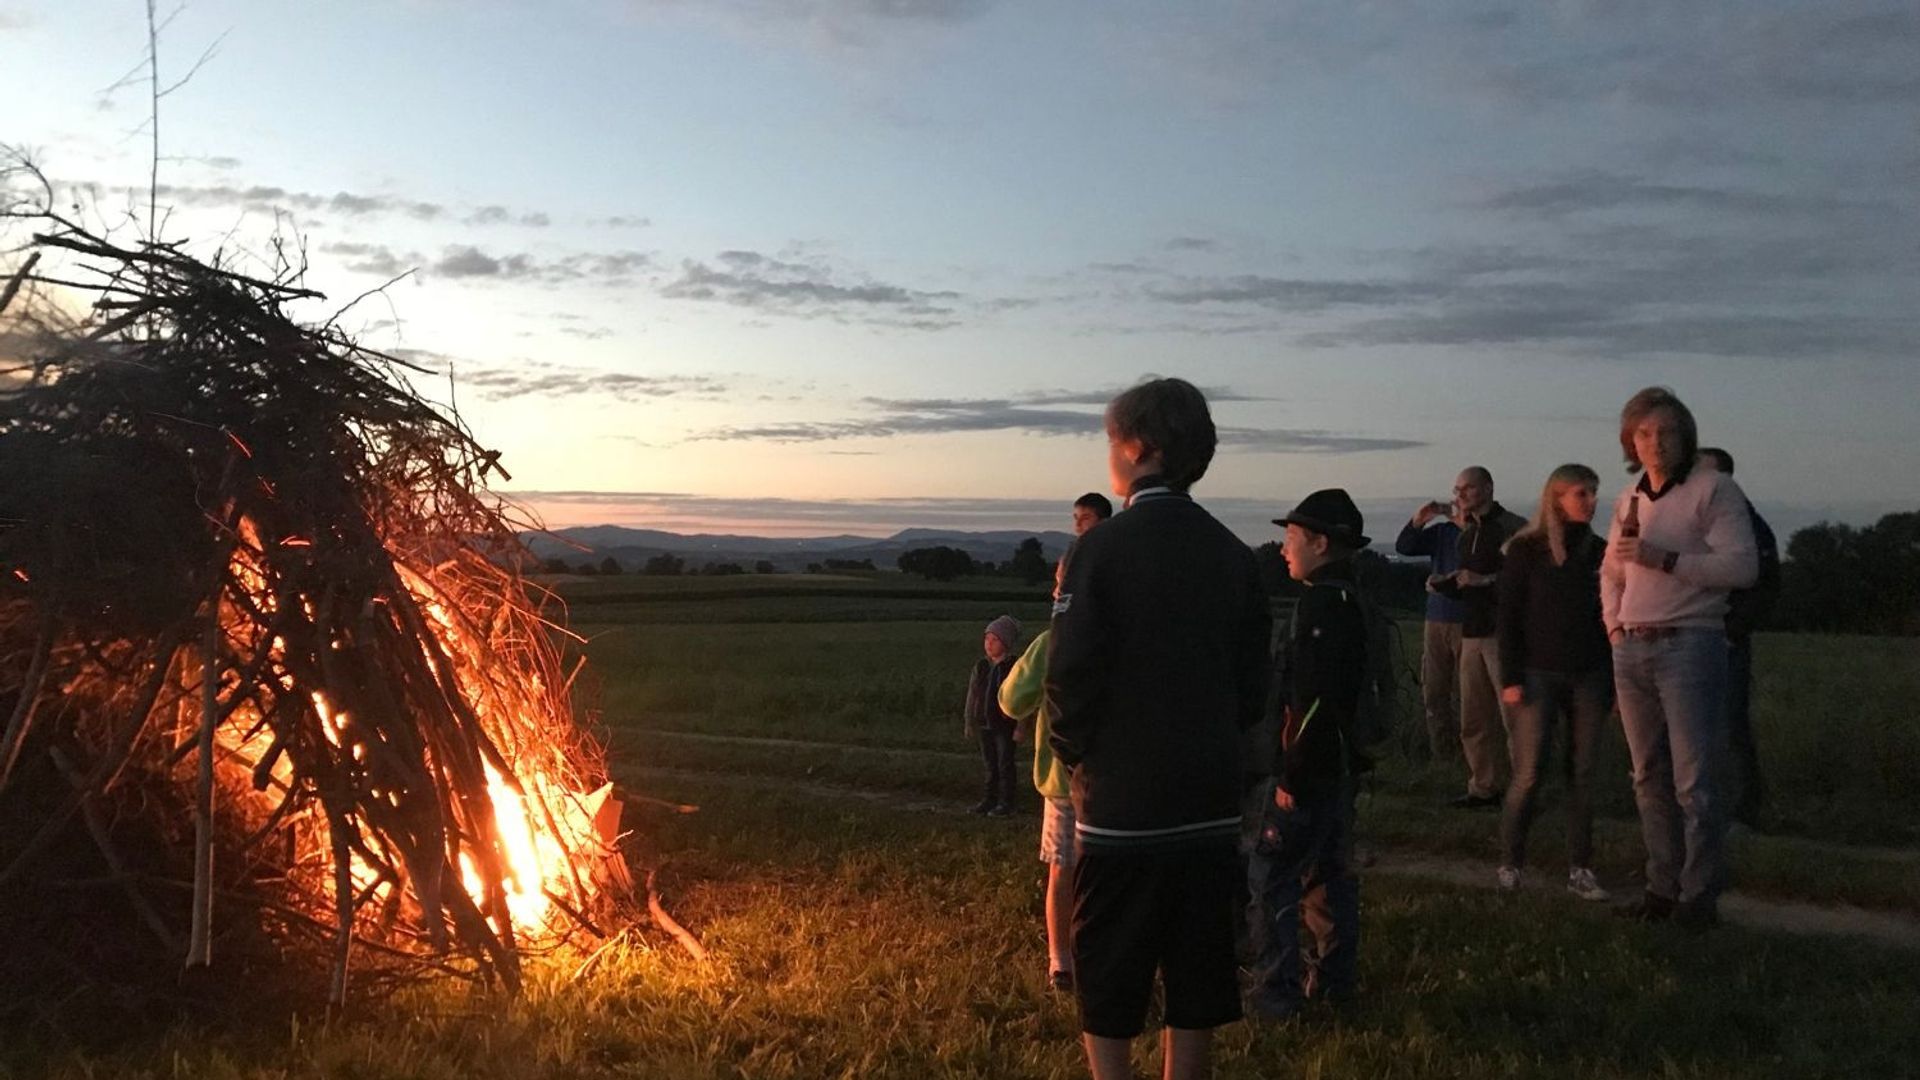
[{"xmin": 1515, "ymin": 463, "xmax": 1600, "ymax": 566}]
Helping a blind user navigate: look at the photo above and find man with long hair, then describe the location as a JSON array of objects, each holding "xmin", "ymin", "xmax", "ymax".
[{"xmin": 1602, "ymin": 388, "xmax": 1758, "ymax": 931}]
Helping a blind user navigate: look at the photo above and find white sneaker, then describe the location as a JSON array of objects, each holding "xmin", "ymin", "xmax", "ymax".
[
  {"xmin": 1496, "ymin": 865, "xmax": 1521, "ymax": 891},
  {"xmin": 1567, "ymin": 867, "xmax": 1611, "ymax": 902}
]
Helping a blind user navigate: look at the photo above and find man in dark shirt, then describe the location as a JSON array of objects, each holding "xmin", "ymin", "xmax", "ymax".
[
  {"xmin": 1699, "ymin": 447, "xmax": 1781, "ymax": 828},
  {"xmin": 1396, "ymin": 488, "xmax": 1467, "ymax": 762},
  {"xmin": 1245, "ymin": 488, "xmax": 1368, "ymax": 1021},
  {"xmin": 1431, "ymin": 467, "xmax": 1526, "ymax": 809}
]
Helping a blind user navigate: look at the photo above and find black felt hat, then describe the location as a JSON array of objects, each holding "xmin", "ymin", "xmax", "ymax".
[{"xmin": 1273, "ymin": 488, "xmax": 1370, "ymax": 548}]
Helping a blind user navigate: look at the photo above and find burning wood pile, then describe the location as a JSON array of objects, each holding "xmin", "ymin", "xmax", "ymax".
[{"xmin": 0, "ymin": 173, "xmax": 631, "ymax": 1016}]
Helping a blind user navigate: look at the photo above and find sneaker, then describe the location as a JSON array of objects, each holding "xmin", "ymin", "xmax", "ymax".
[
  {"xmin": 1615, "ymin": 891, "xmax": 1675, "ymax": 923},
  {"xmin": 1567, "ymin": 867, "xmax": 1610, "ymax": 902},
  {"xmin": 1674, "ymin": 898, "xmax": 1721, "ymax": 934},
  {"xmin": 970, "ymin": 797, "xmax": 995, "ymax": 815},
  {"xmin": 1449, "ymin": 792, "xmax": 1502, "ymax": 810},
  {"xmin": 1049, "ymin": 969, "xmax": 1075, "ymax": 994},
  {"xmin": 1496, "ymin": 865, "xmax": 1521, "ymax": 891},
  {"xmin": 985, "ymin": 803, "xmax": 1012, "ymax": 818}
]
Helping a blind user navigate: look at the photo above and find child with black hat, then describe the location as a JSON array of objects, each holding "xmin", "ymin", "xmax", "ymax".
[{"xmin": 1245, "ymin": 488, "xmax": 1370, "ymax": 1020}]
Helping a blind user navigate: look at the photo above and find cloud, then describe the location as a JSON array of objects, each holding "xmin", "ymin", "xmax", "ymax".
[
  {"xmin": 1164, "ymin": 236, "xmax": 1218, "ymax": 252},
  {"xmin": 660, "ymin": 251, "xmax": 962, "ymax": 327},
  {"xmin": 1478, "ymin": 171, "xmax": 1874, "ymax": 219},
  {"xmin": 590, "ymin": 215, "xmax": 652, "ymax": 229},
  {"xmin": 321, "ymin": 241, "xmax": 419, "ymax": 278},
  {"xmin": 151, "ymin": 183, "xmax": 446, "ymax": 220},
  {"xmin": 390, "ymin": 245, "xmax": 652, "ymax": 285},
  {"xmin": 0, "ymin": 9, "xmax": 30, "ymax": 30},
  {"xmin": 1147, "ymin": 275, "xmax": 1442, "ymax": 312},
  {"xmin": 690, "ymin": 389, "xmax": 1417, "ymax": 454},
  {"xmin": 388, "ymin": 352, "xmax": 724, "ymax": 403},
  {"xmin": 465, "ymin": 205, "xmax": 552, "ymax": 227}
]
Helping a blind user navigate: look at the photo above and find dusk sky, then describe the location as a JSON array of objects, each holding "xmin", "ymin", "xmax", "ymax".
[{"xmin": 4, "ymin": 1, "xmax": 1915, "ymax": 541}]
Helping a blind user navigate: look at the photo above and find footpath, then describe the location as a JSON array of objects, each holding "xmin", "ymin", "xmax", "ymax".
[{"xmin": 623, "ymin": 730, "xmax": 1920, "ymax": 952}]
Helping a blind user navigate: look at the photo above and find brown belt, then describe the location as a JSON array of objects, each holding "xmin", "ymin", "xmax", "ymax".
[{"xmin": 1619, "ymin": 626, "xmax": 1680, "ymax": 641}]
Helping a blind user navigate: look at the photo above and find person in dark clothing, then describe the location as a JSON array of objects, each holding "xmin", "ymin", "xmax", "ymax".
[
  {"xmin": 1244, "ymin": 488, "xmax": 1369, "ymax": 1021},
  {"xmin": 963, "ymin": 614, "xmax": 1022, "ymax": 815},
  {"xmin": 1046, "ymin": 378, "xmax": 1270, "ymax": 1080},
  {"xmin": 1494, "ymin": 464, "xmax": 1613, "ymax": 902},
  {"xmin": 1429, "ymin": 468, "xmax": 1527, "ymax": 809},
  {"xmin": 1699, "ymin": 447, "xmax": 1781, "ymax": 828}
]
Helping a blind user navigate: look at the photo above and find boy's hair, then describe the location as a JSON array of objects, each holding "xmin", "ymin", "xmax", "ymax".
[
  {"xmin": 1619, "ymin": 386, "xmax": 1699, "ymax": 478},
  {"xmin": 1073, "ymin": 492, "xmax": 1114, "ymax": 520},
  {"xmin": 1104, "ymin": 378, "xmax": 1217, "ymax": 492}
]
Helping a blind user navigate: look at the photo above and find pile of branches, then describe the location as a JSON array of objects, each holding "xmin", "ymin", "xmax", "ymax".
[{"xmin": 0, "ymin": 164, "xmax": 627, "ymax": 1023}]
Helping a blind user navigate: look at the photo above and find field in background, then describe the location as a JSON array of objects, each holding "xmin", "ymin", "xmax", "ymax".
[{"xmin": 9, "ymin": 572, "xmax": 1918, "ymax": 1079}]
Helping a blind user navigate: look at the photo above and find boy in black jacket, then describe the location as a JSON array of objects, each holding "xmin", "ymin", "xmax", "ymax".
[
  {"xmin": 1246, "ymin": 488, "xmax": 1369, "ymax": 1021},
  {"xmin": 1046, "ymin": 379, "xmax": 1270, "ymax": 1080}
]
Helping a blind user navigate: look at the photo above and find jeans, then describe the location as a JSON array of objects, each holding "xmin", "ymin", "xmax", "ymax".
[
  {"xmin": 978, "ymin": 725, "xmax": 1015, "ymax": 808},
  {"xmin": 1613, "ymin": 628, "xmax": 1730, "ymax": 904},
  {"xmin": 1726, "ymin": 635, "xmax": 1766, "ymax": 822},
  {"xmin": 1458, "ymin": 636, "xmax": 1512, "ymax": 798},
  {"xmin": 1500, "ymin": 668, "xmax": 1611, "ymax": 869},
  {"xmin": 1420, "ymin": 621, "xmax": 1463, "ymax": 760},
  {"xmin": 1245, "ymin": 780, "xmax": 1359, "ymax": 1006}
]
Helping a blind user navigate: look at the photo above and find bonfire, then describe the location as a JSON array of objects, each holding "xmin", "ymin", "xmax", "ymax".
[{"xmin": 0, "ymin": 162, "xmax": 632, "ymax": 1014}]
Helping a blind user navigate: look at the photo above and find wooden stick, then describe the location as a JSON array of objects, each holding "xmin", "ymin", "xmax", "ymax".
[
  {"xmin": 185, "ymin": 605, "xmax": 218, "ymax": 970},
  {"xmin": 0, "ymin": 616, "xmax": 54, "ymax": 795},
  {"xmin": 49, "ymin": 746, "xmax": 181, "ymax": 955},
  {"xmin": 0, "ymin": 250, "xmax": 39, "ymax": 316},
  {"xmin": 646, "ymin": 870, "xmax": 707, "ymax": 963}
]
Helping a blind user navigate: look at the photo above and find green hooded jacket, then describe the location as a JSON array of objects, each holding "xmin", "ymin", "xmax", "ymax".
[{"xmin": 997, "ymin": 629, "xmax": 1070, "ymax": 800}]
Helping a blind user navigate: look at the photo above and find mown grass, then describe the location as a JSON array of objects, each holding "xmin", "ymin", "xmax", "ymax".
[
  {"xmin": 7, "ymin": 573, "xmax": 1916, "ymax": 1078},
  {"xmin": 14, "ymin": 785, "xmax": 1919, "ymax": 1079}
]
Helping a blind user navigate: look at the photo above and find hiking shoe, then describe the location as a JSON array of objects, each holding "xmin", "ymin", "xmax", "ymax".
[
  {"xmin": 985, "ymin": 803, "xmax": 1012, "ymax": 818},
  {"xmin": 1615, "ymin": 892, "xmax": 1675, "ymax": 923},
  {"xmin": 1449, "ymin": 792, "xmax": 1502, "ymax": 810},
  {"xmin": 970, "ymin": 797, "xmax": 995, "ymax": 814},
  {"xmin": 1496, "ymin": 865, "xmax": 1522, "ymax": 891},
  {"xmin": 1674, "ymin": 898, "xmax": 1721, "ymax": 934},
  {"xmin": 1049, "ymin": 969, "xmax": 1075, "ymax": 994},
  {"xmin": 1567, "ymin": 867, "xmax": 1610, "ymax": 902}
]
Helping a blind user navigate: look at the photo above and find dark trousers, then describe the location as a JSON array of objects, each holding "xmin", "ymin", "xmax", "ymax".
[
  {"xmin": 1500, "ymin": 668, "xmax": 1610, "ymax": 869},
  {"xmin": 1726, "ymin": 636, "xmax": 1765, "ymax": 823},
  {"xmin": 1245, "ymin": 780, "xmax": 1359, "ymax": 1006},
  {"xmin": 978, "ymin": 725, "xmax": 1015, "ymax": 808}
]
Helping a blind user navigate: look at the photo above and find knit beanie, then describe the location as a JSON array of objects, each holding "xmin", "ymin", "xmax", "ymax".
[{"xmin": 984, "ymin": 614, "xmax": 1022, "ymax": 651}]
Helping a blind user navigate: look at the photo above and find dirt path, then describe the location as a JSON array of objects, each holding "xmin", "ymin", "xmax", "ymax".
[{"xmin": 627, "ymin": 760, "xmax": 1920, "ymax": 952}]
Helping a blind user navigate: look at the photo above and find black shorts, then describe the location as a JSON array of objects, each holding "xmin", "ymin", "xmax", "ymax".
[{"xmin": 1071, "ymin": 841, "xmax": 1242, "ymax": 1039}]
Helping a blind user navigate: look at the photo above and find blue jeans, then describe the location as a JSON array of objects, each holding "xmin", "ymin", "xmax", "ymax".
[
  {"xmin": 1500, "ymin": 668, "xmax": 1611, "ymax": 869},
  {"xmin": 1612, "ymin": 629, "xmax": 1730, "ymax": 904},
  {"xmin": 1245, "ymin": 780, "xmax": 1358, "ymax": 1005}
]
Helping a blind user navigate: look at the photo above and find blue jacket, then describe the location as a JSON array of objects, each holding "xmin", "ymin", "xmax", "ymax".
[{"xmin": 1395, "ymin": 519, "xmax": 1466, "ymax": 624}]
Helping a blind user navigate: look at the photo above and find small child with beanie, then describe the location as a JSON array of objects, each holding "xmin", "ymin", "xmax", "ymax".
[{"xmin": 963, "ymin": 614, "xmax": 1022, "ymax": 816}]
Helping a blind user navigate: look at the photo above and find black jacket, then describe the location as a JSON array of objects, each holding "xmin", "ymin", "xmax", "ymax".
[
  {"xmin": 1496, "ymin": 524, "xmax": 1609, "ymax": 684},
  {"xmin": 1726, "ymin": 505, "xmax": 1780, "ymax": 641},
  {"xmin": 1433, "ymin": 501, "xmax": 1526, "ymax": 638},
  {"xmin": 1046, "ymin": 483, "xmax": 1271, "ymax": 845},
  {"xmin": 1273, "ymin": 561, "xmax": 1366, "ymax": 801}
]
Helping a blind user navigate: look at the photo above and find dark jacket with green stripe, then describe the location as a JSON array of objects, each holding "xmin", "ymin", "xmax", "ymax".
[
  {"xmin": 1274, "ymin": 561, "xmax": 1366, "ymax": 802},
  {"xmin": 1045, "ymin": 482, "xmax": 1271, "ymax": 850}
]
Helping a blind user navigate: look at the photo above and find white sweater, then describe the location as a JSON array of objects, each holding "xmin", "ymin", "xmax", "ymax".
[{"xmin": 1601, "ymin": 468, "xmax": 1759, "ymax": 633}]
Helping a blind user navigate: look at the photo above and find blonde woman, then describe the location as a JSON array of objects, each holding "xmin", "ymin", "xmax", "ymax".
[{"xmin": 1494, "ymin": 464, "xmax": 1612, "ymax": 901}]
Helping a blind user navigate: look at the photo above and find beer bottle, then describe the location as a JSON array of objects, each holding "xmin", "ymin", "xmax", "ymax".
[{"xmin": 1619, "ymin": 494, "xmax": 1641, "ymax": 539}]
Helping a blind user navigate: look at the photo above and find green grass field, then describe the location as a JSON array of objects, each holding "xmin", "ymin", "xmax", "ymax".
[{"xmin": 8, "ymin": 573, "xmax": 1919, "ymax": 1079}]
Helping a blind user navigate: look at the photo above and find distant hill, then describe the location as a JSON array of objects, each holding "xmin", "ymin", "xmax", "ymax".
[{"xmin": 520, "ymin": 525, "xmax": 1079, "ymax": 573}]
